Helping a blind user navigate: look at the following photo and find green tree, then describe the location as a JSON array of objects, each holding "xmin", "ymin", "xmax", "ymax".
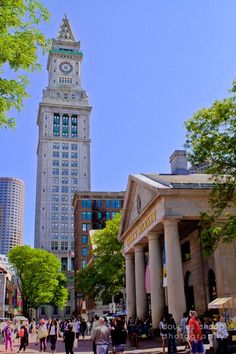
[
  {"xmin": 76, "ymin": 213, "xmax": 125, "ymax": 303},
  {"xmin": 185, "ymin": 81, "xmax": 236, "ymax": 255},
  {"xmin": 0, "ymin": 0, "xmax": 50, "ymax": 128},
  {"xmin": 8, "ymin": 245, "xmax": 68, "ymax": 318}
]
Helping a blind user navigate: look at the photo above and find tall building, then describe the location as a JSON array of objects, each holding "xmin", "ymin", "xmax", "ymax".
[
  {"xmin": 73, "ymin": 192, "xmax": 125, "ymax": 273},
  {"xmin": 0, "ymin": 178, "xmax": 24, "ymax": 255},
  {"xmin": 73, "ymin": 191, "xmax": 125, "ymax": 318},
  {"xmin": 35, "ymin": 16, "xmax": 91, "ymax": 260},
  {"xmin": 34, "ymin": 16, "xmax": 91, "ymax": 318}
]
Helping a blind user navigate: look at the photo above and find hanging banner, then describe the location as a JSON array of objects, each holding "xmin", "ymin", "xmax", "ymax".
[{"xmin": 162, "ymin": 243, "xmax": 167, "ymax": 287}]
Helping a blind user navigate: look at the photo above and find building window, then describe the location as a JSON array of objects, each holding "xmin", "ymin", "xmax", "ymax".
[
  {"xmin": 106, "ymin": 211, "xmax": 110, "ymax": 220},
  {"xmin": 53, "ymin": 306, "xmax": 58, "ymax": 315},
  {"xmin": 65, "ymin": 306, "xmax": 70, "ymax": 315},
  {"xmin": 61, "ymin": 241, "xmax": 68, "ymax": 250},
  {"xmin": 51, "ymin": 213, "xmax": 58, "ymax": 220},
  {"xmin": 52, "ymin": 177, "xmax": 59, "ymax": 184},
  {"xmin": 82, "ymin": 247, "xmax": 87, "ymax": 256},
  {"xmin": 51, "ymin": 241, "xmax": 58, "ymax": 250},
  {"xmin": 61, "ymin": 257, "xmax": 68, "ymax": 271},
  {"xmin": 71, "ymin": 152, "xmax": 78, "ymax": 159},
  {"xmin": 62, "ymin": 186, "xmax": 68, "ymax": 193},
  {"xmin": 82, "ymin": 235, "xmax": 87, "ymax": 244},
  {"xmin": 61, "ymin": 213, "xmax": 68, "ymax": 221},
  {"xmin": 52, "ymin": 186, "xmax": 59, "ymax": 193},
  {"xmin": 71, "ymin": 178, "xmax": 78, "ymax": 185},
  {"xmin": 71, "ymin": 169, "xmax": 78, "ymax": 176},
  {"xmin": 53, "ymin": 113, "xmax": 60, "ymax": 136},
  {"xmin": 62, "ymin": 160, "xmax": 69, "ymax": 167},
  {"xmin": 53, "ymin": 151, "xmax": 59, "ymax": 158},
  {"xmin": 62, "ymin": 169, "xmax": 68, "ymax": 176},
  {"xmin": 61, "ymin": 195, "xmax": 68, "ymax": 202},
  {"xmin": 82, "ymin": 260, "xmax": 86, "ymax": 268},
  {"xmin": 181, "ymin": 241, "xmax": 191, "ymax": 262},
  {"xmin": 59, "ymin": 76, "xmax": 72, "ymax": 84},
  {"xmin": 82, "ymin": 223, "xmax": 88, "ymax": 231},
  {"xmin": 82, "ymin": 212, "xmax": 91, "ymax": 220},
  {"xmin": 71, "ymin": 242, "xmax": 74, "ymax": 250},
  {"xmin": 53, "ymin": 142, "xmax": 60, "ymax": 149},
  {"xmin": 71, "ymin": 143, "xmax": 78, "ymax": 150},
  {"xmin": 62, "ymin": 204, "xmax": 68, "ymax": 211},
  {"xmin": 111, "ymin": 200, "xmax": 121, "ymax": 208},
  {"xmin": 82, "ymin": 200, "xmax": 92, "ymax": 208},
  {"xmin": 62, "ymin": 178, "xmax": 68, "ymax": 184},
  {"xmin": 62, "ymin": 114, "xmax": 69, "ymax": 137},
  {"xmin": 62, "ymin": 143, "xmax": 69, "ymax": 150},
  {"xmin": 52, "ymin": 168, "xmax": 59, "ymax": 175},
  {"xmin": 111, "ymin": 212, "xmax": 119, "ymax": 218},
  {"xmin": 52, "ymin": 204, "xmax": 59, "ymax": 211},
  {"xmin": 52, "ymin": 195, "xmax": 59, "ymax": 202},
  {"xmin": 52, "ymin": 160, "xmax": 59, "ymax": 167},
  {"xmin": 71, "ymin": 161, "xmax": 78, "ymax": 167},
  {"xmin": 71, "ymin": 114, "xmax": 78, "ymax": 138},
  {"xmin": 62, "ymin": 152, "xmax": 69, "ymax": 159},
  {"xmin": 41, "ymin": 306, "xmax": 46, "ymax": 316}
]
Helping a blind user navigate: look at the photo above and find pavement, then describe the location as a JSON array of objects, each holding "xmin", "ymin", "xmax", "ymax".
[{"xmin": 0, "ymin": 335, "xmax": 211, "ymax": 354}]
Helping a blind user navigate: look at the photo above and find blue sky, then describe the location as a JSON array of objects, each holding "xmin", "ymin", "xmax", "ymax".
[{"xmin": 1, "ymin": 0, "xmax": 236, "ymax": 246}]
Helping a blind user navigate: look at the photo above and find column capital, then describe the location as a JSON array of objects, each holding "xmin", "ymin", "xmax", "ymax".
[
  {"xmin": 148, "ymin": 231, "xmax": 161, "ymax": 241},
  {"xmin": 134, "ymin": 244, "xmax": 144, "ymax": 252},
  {"xmin": 162, "ymin": 217, "xmax": 180, "ymax": 227},
  {"xmin": 125, "ymin": 252, "xmax": 134, "ymax": 260}
]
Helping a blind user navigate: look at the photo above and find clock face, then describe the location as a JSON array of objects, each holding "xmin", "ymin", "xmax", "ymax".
[{"xmin": 59, "ymin": 61, "xmax": 73, "ymax": 74}]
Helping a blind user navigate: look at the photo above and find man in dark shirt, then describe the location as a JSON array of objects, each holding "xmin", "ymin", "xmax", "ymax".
[{"xmin": 63, "ymin": 324, "xmax": 75, "ymax": 354}]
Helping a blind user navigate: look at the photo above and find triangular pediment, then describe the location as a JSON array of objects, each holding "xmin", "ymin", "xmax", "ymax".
[
  {"xmin": 57, "ymin": 16, "xmax": 76, "ymax": 42},
  {"xmin": 120, "ymin": 175, "xmax": 159, "ymax": 237}
]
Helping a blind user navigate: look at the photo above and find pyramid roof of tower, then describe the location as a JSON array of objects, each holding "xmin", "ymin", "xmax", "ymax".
[{"xmin": 57, "ymin": 15, "xmax": 76, "ymax": 42}]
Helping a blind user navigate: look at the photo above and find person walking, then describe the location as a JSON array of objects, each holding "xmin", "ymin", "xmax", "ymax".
[
  {"xmin": 80, "ymin": 319, "xmax": 87, "ymax": 338},
  {"xmin": 48, "ymin": 319, "xmax": 58, "ymax": 354},
  {"xmin": 37, "ymin": 319, "xmax": 48, "ymax": 352},
  {"xmin": 91, "ymin": 317, "xmax": 110, "ymax": 354},
  {"xmin": 3, "ymin": 320, "xmax": 13, "ymax": 351},
  {"xmin": 159, "ymin": 316, "xmax": 167, "ymax": 354},
  {"xmin": 166, "ymin": 313, "xmax": 177, "ymax": 354},
  {"xmin": 215, "ymin": 315, "xmax": 229, "ymax": 354},
  {"xmin": 63, "ymin": 324, "xmax": 75, "ymax": 354},
  {"xmin": 188, "ymin": 310, "xmax": 205, "ymax": 354},
  {"xmin": 91, "ymin": 315, "xmax": 99, "ymax": 354},
  {"xmin": 111, "ymin": 318, "xmax": 127, "ymax": 354},
  {"xmin": 17, "ymin": 324, "xmax": 28, "ymax": 353}
]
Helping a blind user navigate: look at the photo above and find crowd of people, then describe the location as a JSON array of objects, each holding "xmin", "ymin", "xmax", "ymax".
[
  {"xmin": 0, "ymin": 311, "xmax": 231, "ymax": 354},
  {"xmin": 0, "ymin": 315, "xmax": 128, "ymax": 354},
  {"xmin": 159, "ymin": 309, "xmax": 230, "ymax": 354}
]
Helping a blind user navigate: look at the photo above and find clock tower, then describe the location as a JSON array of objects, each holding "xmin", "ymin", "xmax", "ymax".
[{"xmin": 34, "ymin": 16, "xmax": 91, "ymax": 317}]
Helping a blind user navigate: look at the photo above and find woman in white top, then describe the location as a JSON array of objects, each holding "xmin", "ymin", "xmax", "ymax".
[
  {"xmin": 215, "ymin": 315, "xmax": 229, "ymax": 354},
  {"xmin": 48, "ymin": 319, "xmax": 58, "ymax": 354}
]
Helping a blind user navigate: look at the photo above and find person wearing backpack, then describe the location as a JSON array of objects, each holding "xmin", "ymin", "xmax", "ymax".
[
  {"xmin": 3, "ymin": 321, "xmax": 13, "ymax": 351},
  {"xmin": 17, "ymin": 324, "xmax": 28, "ymax": 352}
]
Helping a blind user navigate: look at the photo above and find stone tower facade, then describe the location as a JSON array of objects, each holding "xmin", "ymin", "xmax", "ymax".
[{"xmin": 35, "ymin": 16, "xmax": 91, "ymax": 273}]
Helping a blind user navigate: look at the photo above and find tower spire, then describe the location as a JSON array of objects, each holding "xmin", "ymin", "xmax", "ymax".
[{"xmin": 57, "ymin": 16, "xmax": 76, "ymax": 42}]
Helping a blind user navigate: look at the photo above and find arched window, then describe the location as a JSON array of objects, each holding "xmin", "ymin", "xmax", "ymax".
[{"xmin": 208, "ymin": 269, "xmax": 217, "ymax": 302}]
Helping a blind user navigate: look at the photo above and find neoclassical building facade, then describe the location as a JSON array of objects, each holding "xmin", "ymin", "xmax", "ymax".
[{"xmin": 119, "ymin": 151, "xmax": 236, "ymax": 329}]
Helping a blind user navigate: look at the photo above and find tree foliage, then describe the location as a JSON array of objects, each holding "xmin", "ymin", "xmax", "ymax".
[
  {"xmin": 8, "ymin": 245, "xmax": 68, "ymax": 318},
  {"xmin": 0, "ymin": 0, "xmax": 50, "ymax": 128},
  {"xmin": 185, "ymin": 81, "xmax": 236, "ymax": 255},
  {"xmin": 76, "ymin": 213, "xmax": 125, "ymax": 303}
]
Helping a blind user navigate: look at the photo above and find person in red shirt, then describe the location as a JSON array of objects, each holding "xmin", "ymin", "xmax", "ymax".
[{"xmin": 188, "ymin": 311, "xmax": 205, "ymax": 354}]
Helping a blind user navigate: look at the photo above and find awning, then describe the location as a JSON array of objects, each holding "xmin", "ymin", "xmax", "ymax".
[{"xmin": 208, "ymin": 297, "xmax": 236, "ymax": 309}]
